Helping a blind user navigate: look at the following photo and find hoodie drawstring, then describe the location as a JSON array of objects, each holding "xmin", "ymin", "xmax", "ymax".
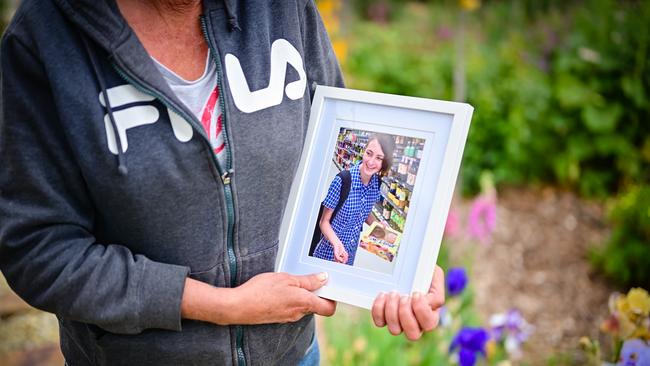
[
  {"xmin": 81, "ymin": 35, "xmax": 129, "ymax": 176},
  {"xmin": 224, "ymin": 0, "xmax": 241, "ymax": 31}
]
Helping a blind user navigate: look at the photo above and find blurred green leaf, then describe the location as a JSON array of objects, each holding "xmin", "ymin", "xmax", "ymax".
[{"xmin": 581, "ymin": 104, "xmax": 622, "ymax": 133}]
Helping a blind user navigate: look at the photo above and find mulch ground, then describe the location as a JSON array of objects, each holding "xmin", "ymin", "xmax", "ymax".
[{"xmin": 448, "ymin": 186, "xmax": 615, "ymax": 364}]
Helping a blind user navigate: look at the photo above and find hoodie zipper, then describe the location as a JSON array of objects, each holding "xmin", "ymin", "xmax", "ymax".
[
  {"xmin": 112, "ymin": 20, "xmax": 244, "ymax": 364},
  {"xmin": 200, "ymin": 16, "xmax": 246, "ymax": 366}
]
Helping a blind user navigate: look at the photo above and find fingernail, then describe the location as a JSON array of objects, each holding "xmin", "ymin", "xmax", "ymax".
[
  {"xmin": 391, "ymin": 292, "xmax": 399, "ymax": 299},
  {"xmin": 413, "ymin": 292, "xmax": 421, "ymax": 300},
  {"xmin": 378, "ymin": 292, "xmax": 386, "ymax": 299},
  {"xmin": 400, "ymin": 296, "xmax": 408, "ymax": 304},
  {"xmin": 317, "ymin": 272, "xmax": 328, "ymax": 281}
]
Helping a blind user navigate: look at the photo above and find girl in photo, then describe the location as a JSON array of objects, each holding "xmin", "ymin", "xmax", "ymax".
[{"xmin": 313, "ymin": 134, "xmax": 395, "ymax": 265}]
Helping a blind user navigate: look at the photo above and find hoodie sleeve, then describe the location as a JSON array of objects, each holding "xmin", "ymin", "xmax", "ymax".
[
  {"xmin": 0, "ymin": 32, "xmax": 190, "ymax": 334},
  {"xmin": 300, "ymin": 0, "xmax": 345, "ymax": 99}
]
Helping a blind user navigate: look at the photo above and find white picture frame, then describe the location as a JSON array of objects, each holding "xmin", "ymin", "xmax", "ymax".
[{"xmin": 276, "ymin": 86, "xmax": 473, "ymax": 309}]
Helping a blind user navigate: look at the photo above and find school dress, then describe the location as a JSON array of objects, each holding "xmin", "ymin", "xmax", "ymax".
[{"xmin": 313, "ymin": 163, "xmax": 380, "ymax": 265}]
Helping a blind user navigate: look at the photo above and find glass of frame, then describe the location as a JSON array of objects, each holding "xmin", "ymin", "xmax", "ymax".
[{"xmin": 276, "ymin": 86, "xmax": 473, "ymax": 309}]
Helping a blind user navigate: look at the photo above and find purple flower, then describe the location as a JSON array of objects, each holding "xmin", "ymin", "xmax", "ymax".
[
  {"xmin": 446, "ymin": 267, "xmax": 468, "ymax": 297},
  {"xmin": 489, "ymin": 309, "xmax": 534, "ymax": 359},
  {"xmin": 618, "ymin": 339, "xmax": 650, "ymax": 366},
  {"xmin": 449, "ymin": 327, "xmax": 489, "ymax": 366},
  {"xmin": 467, "ymin": 195, "xmax": 497, "ymax": 245}
]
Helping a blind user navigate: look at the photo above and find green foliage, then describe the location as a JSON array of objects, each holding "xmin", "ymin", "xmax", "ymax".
[
  {"xmin": 343, "ymin": 0, "xmax": 650, "ymax": 198},
  {"xmin": 344, "ymin": 4, "xmax": 454, "ymax": 101},
  {"xmin": 590, "ymin": 185, "xmax": 650, "ymax": 287},
  {"xmin": 545, "ymin": 0, "xmax": 650, "ymax": 197}
]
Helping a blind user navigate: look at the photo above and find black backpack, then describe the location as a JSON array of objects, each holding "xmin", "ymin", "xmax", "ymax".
[{"xmin": 308, "ymin": 169, "xmax": 352, "ymax": 256}]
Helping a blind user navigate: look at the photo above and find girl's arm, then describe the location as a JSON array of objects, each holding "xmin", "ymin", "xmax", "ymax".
[{"xmin": 319, "ymin": 208, "xmax": 348, "ymax": 263}]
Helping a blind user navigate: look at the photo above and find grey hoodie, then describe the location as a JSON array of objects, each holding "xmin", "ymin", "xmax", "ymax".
[{"xmin": 0, "ymin": 0, "xmax": 343, "ymax": 365}]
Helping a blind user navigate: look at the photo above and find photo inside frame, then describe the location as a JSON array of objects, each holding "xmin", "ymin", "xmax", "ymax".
[{"xmin": 308, "ymin": 127, "xmax": 425, "ymax": 275}]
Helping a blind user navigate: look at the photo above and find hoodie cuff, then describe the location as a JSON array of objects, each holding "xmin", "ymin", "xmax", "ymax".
[{"xmin": 137, "ymin": 259, "xmax": 190, "ymax": 332}]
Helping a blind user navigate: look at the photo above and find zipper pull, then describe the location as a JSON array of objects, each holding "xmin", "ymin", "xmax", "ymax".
[{"xmin": 221, "ymin": 169, "xmax": 234, "ymax": 185}]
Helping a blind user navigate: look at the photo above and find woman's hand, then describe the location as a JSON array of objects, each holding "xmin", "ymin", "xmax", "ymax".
[
  {"xmin": 333, "ymin": 242, "xmax": 349, "ymax": 263},
  {"xmin": 181, "ymin": 272, "xmax": 336, "ymax": 325},
  {"xmin": 371, "ymin": 265, "xmax": 445, "ymax": 341}
]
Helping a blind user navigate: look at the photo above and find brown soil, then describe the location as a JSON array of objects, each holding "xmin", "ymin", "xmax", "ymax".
[{"xmin": 448, "ymin": 186, "xmax": 615, "ymax": 364}]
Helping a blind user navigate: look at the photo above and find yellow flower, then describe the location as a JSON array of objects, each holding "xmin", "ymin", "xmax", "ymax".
[
  {"xmin": 352, "ymin": 336, "xmax": 367, "ymax": 354},
  {"xmin": 632, "ymin": 325, "xmax": 650, "ymax": 340},
  {"xmin": 332, "ymin": 39, "xmax": 348, "ymax": 63},
  {"xmin": 619, "ymin": 315, "xmax": 637, "ymax": 339},
  {"xmin": 459, "ymin": 0, "xmax": 481, "ymax": 11},
  {"xmin": 627, "ymin": 288, "xmax": 650, "ymax": 317},
  {"xmin": 485, "ymin": 339, "xmax": 497, "ymax": 360},
  {"xmin": 617, "ymin": 296, "xmax": 630, "ymax": 315},
  {"xmin": 602, "ymin": 312, "xmax": 636, "ymax": 339}
]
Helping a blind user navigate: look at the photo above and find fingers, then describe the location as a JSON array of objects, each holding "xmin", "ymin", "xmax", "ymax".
[
  {"xmin": 293, "ymin": 272, "xmax": 329, "ymax": 292},
  {"xmin": 412, "ymin": 292, "xmax": 438, "ymax": 332},
  {"xmin": 371, "ymin": 292, "xmax": 387, "ymax": 327},
  {"xmin": 310, "ymin": 297, "xmax": 337, "ymax": 317},
  {"xmin": 427, "ymin": 266, "xmax": 446, "ymax": 309},
  {"xmin": 384, "ymin": 292, "xmax": 402, "ymax": 335},
  {"xmin": 334, "ymin": 246, "xmax": 348, "ymax": 263},
  {"xmin": 398, "ymin": 296, "xmax": 422, "ymax": 341},
  {"xmin": 373, "ymin": 290, "xmax": 443, "ymax": 340}
]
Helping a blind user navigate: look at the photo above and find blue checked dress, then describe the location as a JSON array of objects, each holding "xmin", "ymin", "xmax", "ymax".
[{"xmin": 313, "ymin": 163, "xmax": 380, "ymax": 265}]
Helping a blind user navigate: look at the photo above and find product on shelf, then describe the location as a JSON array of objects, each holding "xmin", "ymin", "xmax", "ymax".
[{"xmin": 359, "ymin": 222, "xmax": 402, "ymax": 262}]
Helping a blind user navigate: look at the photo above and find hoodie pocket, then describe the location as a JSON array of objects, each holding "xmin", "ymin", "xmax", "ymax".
[
  {"xmin": 238, "ymin": 243, "xmax": 278, "ymax": 284},
  {"xmin": 94, "ymin": 321, "xmax": 231, "ymax": 366}
]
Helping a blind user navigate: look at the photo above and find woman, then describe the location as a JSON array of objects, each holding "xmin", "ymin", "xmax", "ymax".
[
  {"xmin": 0, "ymin": 1, "xmax": 445, "ymax": 364},
  {"xmin": 313, "ymin": 134, "xmax": 395, "ymax": 265}
]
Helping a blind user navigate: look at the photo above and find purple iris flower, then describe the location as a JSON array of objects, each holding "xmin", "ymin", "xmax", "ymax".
[
  {"xmin": 449, "ymin": 327, "xmax": 489, "ymax": 366},
  {"xmin": 618, "ymin": 339, "xmax": 650, "ymax": 366},
  {"xmin": 489, "ymin": 309, "xmax": 534, "ymax": 359},
  {"xmin": 446, "ymin": 267, "xmax": 468, "ymax": 296}
]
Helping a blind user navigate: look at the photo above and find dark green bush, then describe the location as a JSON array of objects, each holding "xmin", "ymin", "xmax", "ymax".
[
  {"xmin": 544, "ymin": 0, "xmax": 650, "ymax": 197},
  {"xmin": 590, "ymin": 185, "xmax": 650, "ymax": 287},
  {"xmin": 344, "ymin": 0, "xmax": 650, "ymax": 197}
]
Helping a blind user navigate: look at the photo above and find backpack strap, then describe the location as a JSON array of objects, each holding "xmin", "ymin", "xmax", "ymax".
[
  {"xmin": 332, "ymin": 169, "xmax": 351, "ymax": 221},
  {"xmin": 308, "ymin": 169, "xmax": 353, "ymax": 256}
]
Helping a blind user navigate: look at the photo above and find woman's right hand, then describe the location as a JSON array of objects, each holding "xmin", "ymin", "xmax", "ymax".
[
  {"xmin": 333, "ymin": 243, "xmax": 349, "ymax": 263},
  {"xmin": 181, "ymin": 272, "xmax": 336, "ymax": 325}
]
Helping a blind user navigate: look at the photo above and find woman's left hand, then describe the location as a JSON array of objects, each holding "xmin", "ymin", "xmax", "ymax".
[{"xmin": 370, "ymin": 265, "xmax": 445, "ymax": 341}]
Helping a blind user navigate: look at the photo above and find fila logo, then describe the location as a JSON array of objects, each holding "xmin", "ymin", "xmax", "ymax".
[
  {"xmin": 225, "ymin": 39, "xmax": 306, "ymax": 113},
  {"xmin": 98, "ymin": 85, "xmax": 193, "ymax": 154}
]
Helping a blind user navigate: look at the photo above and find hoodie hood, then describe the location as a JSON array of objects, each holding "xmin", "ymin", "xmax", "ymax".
[
  {"xmin": 52, "ymin": 0, "xmax": 183, "ymax": 111},
  {"xmin": 53, "ymin": 0, "xmax": 240, "ymax": 174}
]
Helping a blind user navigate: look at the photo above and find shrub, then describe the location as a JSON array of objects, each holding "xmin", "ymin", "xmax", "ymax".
[{"xmin": 590, "ymin": 185, "xmax": 650, "ymax": 287}]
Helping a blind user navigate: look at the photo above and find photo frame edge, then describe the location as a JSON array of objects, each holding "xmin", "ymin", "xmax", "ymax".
[{"xmin": 277, "ymin": 85, "xmax": 474, "ymax": 308}]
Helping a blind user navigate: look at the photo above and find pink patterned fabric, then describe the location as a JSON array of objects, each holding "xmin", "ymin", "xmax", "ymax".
[{"xmin": 200, "ymin": 85, "xmax": 226, "ymax": 160}]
